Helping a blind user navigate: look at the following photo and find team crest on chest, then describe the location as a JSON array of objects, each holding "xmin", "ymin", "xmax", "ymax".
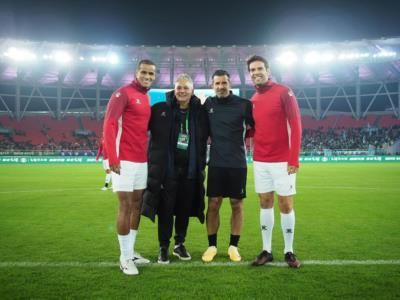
[{"xmin": 136, "ymin": 98, "xmax": 141, "ymax": 104}]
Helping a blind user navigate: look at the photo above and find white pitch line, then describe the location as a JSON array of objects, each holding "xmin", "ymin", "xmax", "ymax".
[
  {"xmin": 0, "ymin": 186, "xmax": 394, "ymax": 195},
  {"xmin": 0, "ymin": 260, "xmax": 399, "ymax": 268}
]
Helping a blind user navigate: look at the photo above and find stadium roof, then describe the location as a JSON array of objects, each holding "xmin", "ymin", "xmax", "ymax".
[
  {"xmin": 0, "ymin": 37, "xmax": 399, "ymax": 120},
  {"xmin": 1, "ymin": 37, "xmax": 399, "ymax": 89}
]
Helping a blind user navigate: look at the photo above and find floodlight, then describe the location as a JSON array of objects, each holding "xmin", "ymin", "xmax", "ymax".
[
  {"xmin": 3, "ymin": 47, "xmax": 37, "ymax": 62},
  {"xmin": 304, "ymin": 51, "xmax": 320, "ymax": 64},
  {"xmin": 338, "ymin": 51, "xmax": 370, "ymax": 60},
  {"xmin": 276, "ymin": 51, "xmax": 297, "ymax": 66},
  {"xmin": 373, "ymin": 50, "xmax": 397, "ymax": 58},
  {"xmin": 319, "ymin": 52, "xmax": 335, "ymax": 62},
  {"xmin": 107, "ymin": 53, "xmax": 119, "ymax": 65},
  {"xmin": 53, "ymin": 51, "xmax": 72, "ymax": 64}
]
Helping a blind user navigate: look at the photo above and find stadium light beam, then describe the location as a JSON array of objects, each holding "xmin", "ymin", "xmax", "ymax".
[
  {"xmin": 303, "ymin": 51, "xmax": 320, "ymax": 64},
  {"xmin": 52, "ymin": 51, "xmax": 72, "ymax": 64},
  {"xmin": 276, "ymin": 51, "xmax": 298, "ymax": 66},
  {"xmin": 373, "ymin": 50, "xmax": 397, "ymax": 58},
  {"xmin": 107, "ymin": 53, "xmax": 119, "ymax": 65},
  {"xmin": 319, "ymin": 52, "xmax": 335, "ymax": 63},
  {"xmin": 3, "ymin": 47, "xmax": 37, "ymax": 62},
  {"xmin": 91, "ymin": 53, "xmax": 120, "ymax": 65},
  {"xmin": 338, "ymin": 51, "xmax": 370, "ymax": 60}
]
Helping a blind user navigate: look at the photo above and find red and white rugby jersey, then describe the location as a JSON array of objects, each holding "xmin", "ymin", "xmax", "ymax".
[
  {"xmin": 103, "ymin": 80, "xmax": 151, "ymax": 166},
  {"xmin": 251, "ymin": 81, "xmax": 302, "ymax": 167}
]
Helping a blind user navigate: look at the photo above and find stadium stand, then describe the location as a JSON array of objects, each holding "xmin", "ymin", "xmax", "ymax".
[
  {"xmin": 0, "ymin": 38, "xmax": 399, "ymax": 154},
  {"xmin": 81, "ymin": 116, "xmax": 103, "ymax": 138},
  {"xmin": 1, "ymin": 113, "xmax": 399, "ymax": 154}
]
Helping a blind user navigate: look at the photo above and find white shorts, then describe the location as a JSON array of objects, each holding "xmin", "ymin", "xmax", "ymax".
[
  {"xmin": 253, "ymin": 161, "xmax": 296, "ymax": 196},
  {"xmin": 102, "ymin": 159, "xmax": 110, "ymax": 171},
  {"xmin": 111, "ymin": 161, "xmax": 148, "ymax": 192}
]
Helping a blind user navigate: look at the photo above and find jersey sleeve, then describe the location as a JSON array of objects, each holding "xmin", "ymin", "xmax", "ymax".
[
  {"xmin": 244, "ymin": 100, "xmax": 255, "ymax": 138},
  {"xmin": 103, "ymin": 89, "xmax": 128, "ymax": 166},
  {"xmin": 282, "ymin": 88, "xmax": 302, "ymax": 167}
]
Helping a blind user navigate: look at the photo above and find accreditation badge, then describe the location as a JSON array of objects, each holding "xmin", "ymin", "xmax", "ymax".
[{"xmin": 177, "ymin": 132, "xmax": 189, "ymax": 150}]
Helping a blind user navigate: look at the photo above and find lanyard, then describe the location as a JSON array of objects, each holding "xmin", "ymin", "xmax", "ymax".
[{"xmin": 180, "ymin": 110, "xmax": 189, "ymax": 133}]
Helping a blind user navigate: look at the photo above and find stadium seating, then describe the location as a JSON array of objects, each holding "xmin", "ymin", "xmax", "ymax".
[
  {"xmin": 0, "ymin": 115, "xmax": 48, "ymax": 144},
  {"xmin": 44, "ymin": 116, "xmax": 80, "ymax": 143},
  {"xmin": 379, "ymin": 115, "xmax": 400, "ymax": 128},
  {"xmin": 301, "ymin": 114, "xmax": 398, "ymax": 130},
  {"xmin": 0, "ymin": 113, "xmax": 398, "ymax": 151},
  {"xmin": 81, "ymin": 116, "xmax": 103, "ymax": 138}
]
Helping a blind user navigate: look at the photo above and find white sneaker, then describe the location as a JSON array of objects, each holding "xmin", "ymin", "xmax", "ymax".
[
  {"xmin": 133, "ymin": 252, "xmax": 150, "ymax": 264},
  {"xmin": 119, "ymin": 257, "xmax": 139, "ymax": 275},
  {"xmin": 101, "ymin": 187, "xmax": 108, "ymax": 191}
]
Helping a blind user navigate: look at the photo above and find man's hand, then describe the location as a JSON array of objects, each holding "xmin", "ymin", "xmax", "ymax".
[
  {"xmin": 287, "ymin": 165, "xmax": 298, "ymax": 175},
  {"xmin": 110, "ymin": 163, "xmax": 121, "ymax": 175}
]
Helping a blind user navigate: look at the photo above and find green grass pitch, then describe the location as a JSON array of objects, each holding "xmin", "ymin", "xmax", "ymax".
[{"xmin": 0, "ymin": 163, "xmax": 399, "ymax": 299}]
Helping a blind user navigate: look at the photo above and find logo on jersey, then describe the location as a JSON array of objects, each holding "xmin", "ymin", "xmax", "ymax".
[
  {"xmin": 288, "ymin": 90, "xmax": 294, "ymax": 97},
  {"xmin": 115, "ymin": 92, "xmax": 121, "ymax": 98},
  {"xmin": 136, "ymin": 99, "xmax": 141, "ymax": 104},
  {"xmin": 208, "ymin": 108, "xmax": 214, "ymax": 114},
  {"xmin": 160, "ymin": 111, "xmax": 166, "ymax": 117}
]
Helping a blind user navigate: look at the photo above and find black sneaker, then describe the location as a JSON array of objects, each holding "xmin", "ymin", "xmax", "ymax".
[
  {"xmin": 158, "ymin": 247, "xmax": 170, "ymax": 264},
  {"xmin": 251, "ymin": 250, "xmax": 274, "ymax": 266},
  {"xmin": 284, "ymin": 252, "xmax": 300, "ymax": 268},
  {"xmin": 173, "ymin": 244, "xmax": 192, "ymax": 261}
]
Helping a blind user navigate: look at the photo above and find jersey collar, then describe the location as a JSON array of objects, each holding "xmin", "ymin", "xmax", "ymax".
[
  {"xmin": 255, "ymin": 80, "xmax": 274, "ymax": 93},
  {"xmin": 131, "ymin": 80, "xmax": 150, "ymax": 94}
]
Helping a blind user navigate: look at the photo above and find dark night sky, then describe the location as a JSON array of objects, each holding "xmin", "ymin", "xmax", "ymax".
[{"xmin": 0, "ymin": 0, "xmax": 399, "ymax": 46}]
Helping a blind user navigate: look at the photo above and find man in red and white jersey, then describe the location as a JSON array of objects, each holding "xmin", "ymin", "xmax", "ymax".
[
  {"xmin": 103, "ymin": 59, "xmax": 156, "ymax": 275},
  {"xmin": 247, "ymin": 55, "xmax": 302, "ymax": 268},
  {"xmin": 96, "ymin": 139, "xmax": 112, "ymax": 191}
]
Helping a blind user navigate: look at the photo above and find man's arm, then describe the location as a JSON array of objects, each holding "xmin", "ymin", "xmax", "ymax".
[
  {"xmin": 282, "ymin": 88, "xmax": 302, "ymax": 173},
  {"xmin": 103, "ymin": 89, "xmax": 128, "ymax": 174}
]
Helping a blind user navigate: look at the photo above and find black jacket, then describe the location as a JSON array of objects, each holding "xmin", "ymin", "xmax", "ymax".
[{"xmin": 141, "ymin": 91, "xmax": 209, "ymax": 223}]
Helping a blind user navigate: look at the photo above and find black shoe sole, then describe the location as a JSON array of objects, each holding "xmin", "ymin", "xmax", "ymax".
[
  {"xmin": 172, "ymin": 252, "xmax": 192, "ymax": 261},
  {"xmin": 157, "ymin": 259, "xmax": 170, "ymax": 264},
  {"xmin": 251, "ymin": 255, "xmax": 273, "ymax": 266},
  {"xmin": 285, "ymin": 261, "xmax": 301, "ymax": 268}
]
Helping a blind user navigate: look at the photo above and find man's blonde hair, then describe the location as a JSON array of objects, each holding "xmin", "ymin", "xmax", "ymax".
[{"xmin": 175, "ymin": 73, "xmax": 194, "ymax": 88}]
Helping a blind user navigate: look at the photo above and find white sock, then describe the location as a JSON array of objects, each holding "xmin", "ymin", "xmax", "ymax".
[
  {"xmin": 105, "ymin": 173, "xmax": 111, "ymax": 184},
  {"xmin": 118, "ymin": 233, "xmax": 133, "ymax": 261},
  {"xmin": 280, "ymin": 210, "xmax": 295, "ymax": 254},
  {"xmin": 130, "ymin": 229, "xmax": 137, "ymax": 255},
  {"xmin": 260, "ymin": 208, "xmax": 274, "ymax": 253}
]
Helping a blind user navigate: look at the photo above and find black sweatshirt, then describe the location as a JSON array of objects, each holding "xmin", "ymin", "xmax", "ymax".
[{"xmin": 204, "ymin": 92, "xmax": 254, "ymax": 168}]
